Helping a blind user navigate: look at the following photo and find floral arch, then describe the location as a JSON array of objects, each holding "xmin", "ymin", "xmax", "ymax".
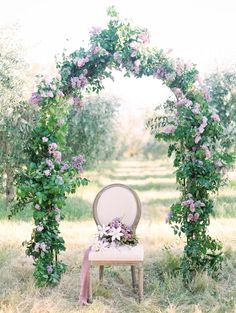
[{"xmin": 12, "ymin": 7, "xmax": 233, "ymax": 286}]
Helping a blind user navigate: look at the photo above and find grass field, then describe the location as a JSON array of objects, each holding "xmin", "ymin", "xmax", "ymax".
[{"xmin": 0, "ymin": 159, "xmax": 236, "ymax": 313}]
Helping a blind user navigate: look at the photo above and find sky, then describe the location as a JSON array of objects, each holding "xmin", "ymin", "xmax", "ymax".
[{"xmin": 1, "ymin": 0, "xmax": 236, "ymax": 121}]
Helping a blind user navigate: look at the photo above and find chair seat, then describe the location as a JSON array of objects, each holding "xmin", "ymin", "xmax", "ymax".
[{"xmin": 89, "ymin": 244, "xmax": 144, "ymax": 262}]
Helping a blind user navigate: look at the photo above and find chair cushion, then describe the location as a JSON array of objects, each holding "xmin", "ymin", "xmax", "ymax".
[{"xmin": 88, "ymin": 244, "xmax": 144, "ymax": 262}]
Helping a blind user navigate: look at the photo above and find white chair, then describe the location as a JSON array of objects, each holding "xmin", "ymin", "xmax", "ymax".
[{"xmin": 88, "ymin": 183, "xmax": 144, "ymax": 302}]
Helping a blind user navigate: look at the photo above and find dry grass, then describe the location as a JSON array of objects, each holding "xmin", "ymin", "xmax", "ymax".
[{"xmin": 0, "ymin": 159, "xmax": 236, "ymax": 313}]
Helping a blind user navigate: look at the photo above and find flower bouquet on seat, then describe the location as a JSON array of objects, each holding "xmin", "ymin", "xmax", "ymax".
[{"xmin": 92, "ymin": 217, "xmax": 138, "ymax": 251}]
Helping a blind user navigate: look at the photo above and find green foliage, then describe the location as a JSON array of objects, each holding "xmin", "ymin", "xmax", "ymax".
[
  {"xmin": 66, "ymin": 96, "xmax": 120, "ymax": 168},
  {"xmin": 205, "ymin": 69, "xmax": 236, "ymax": 150},
  {"xmin": 0, "ymin": 25, "xmax": 36, "ymax": 200}
]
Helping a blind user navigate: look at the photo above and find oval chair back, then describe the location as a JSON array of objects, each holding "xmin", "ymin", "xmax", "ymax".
[{"xmin": 93, "ymin": 183, "xmax": 141, "ymax": 233}]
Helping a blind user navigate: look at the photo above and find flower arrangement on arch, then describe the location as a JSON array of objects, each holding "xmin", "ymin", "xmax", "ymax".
[{"xmin": 92, "ymin": 217, "xmax": 138, "ymax": 251}]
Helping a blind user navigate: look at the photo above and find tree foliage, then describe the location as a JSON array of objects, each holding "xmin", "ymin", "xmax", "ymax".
[{"xmin": 205, "ymin": 69, "xmax": 236, "ymax": 150}]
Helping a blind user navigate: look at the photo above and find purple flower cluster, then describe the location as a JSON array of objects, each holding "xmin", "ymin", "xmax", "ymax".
[
  {"xmin": 182, "ymin": 194, "xmax": 205, "ymax": 223},
  {"xmin": 34, "ymin": 242, "xmax": 47, "ymax": 252},
  {"xmin": 60, "ymin": 162, "xmax": 69, "ymax": 173},
  {"xmin": 29, "ymin": 92, "xmax": 42, "ymax": 105},
  {"xmin": 75, "ymin": 57, "xmax": 89, "ymax": 68},
  {"xmin": 71, "ymin": 75, "xmax": 88, "ymax": 89},
  {"xmin": 47, "ymin": 265, "xmax": 53, "ymax": 274},
  {"xmin": 195, "ymin": 116, "xmax": 208, "ymax": 144},
  {"xmin": 176, "ymin": 97, "xmax": 193, "ymax": 108},
  {"xmin": 71, "ymin": 155, "xmax": 85, "ymax": 172}
]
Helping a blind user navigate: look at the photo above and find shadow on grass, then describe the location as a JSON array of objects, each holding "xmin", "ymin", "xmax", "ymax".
[
  {"xmin": 130, "ymin": 182, "xmax": 177, "ymax": 191},
  {"xmin": 214, "ymin": 196, "xmax": 236, "ymax": 218},
  {"xmin": 107, "ymin": 174, "xmax": 175, "ymax": 180},
  {"xmin": 0, "ymin": 196, "xmax": 92, "ymax": 221}
]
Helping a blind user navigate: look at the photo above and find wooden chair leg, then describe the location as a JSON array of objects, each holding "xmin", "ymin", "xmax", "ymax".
[
  {"xmin": 131, "ymin": 265, "xmax": 136, "ymax": 289},
  {"xmin": 137, "ymin": 263, "xmax": 144, "ymax": 302},
  {"xmin": 99, "ymin": 265, "xmax": 104, "ymax": 283}
]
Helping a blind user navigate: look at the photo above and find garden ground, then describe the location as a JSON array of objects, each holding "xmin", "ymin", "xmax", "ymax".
[{"xmin": 0, "ymin": 159, "xmax": 236, "ymax": 313}]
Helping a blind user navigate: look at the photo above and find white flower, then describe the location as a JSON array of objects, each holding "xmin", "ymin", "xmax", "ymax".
[
  {"xmin": 97, "ymin": 224, "xmax": 110, "ymax": 238},
  {"xmin": 108, "ymin": 227, "xmax": 124, "ymax": 241},
  {"xmin": 91, "ymin": 237, "xmax": 109, "ymax": 251}
]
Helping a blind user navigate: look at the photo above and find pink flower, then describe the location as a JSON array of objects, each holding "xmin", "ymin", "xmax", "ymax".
[
  {"xmin": 198, "ymin": 126, "xmax": 205, "ymax": 134},
  {"xmin": 44, "ymin": 170, "xmax": 51, "ymax": 177},
  {"xmin": 48, "ymin": 143, "xmax": 57, "ymax": 154},
  {"xmin": 192, "ymin": 103, "xmax": 200, "ymax": 115},
  {"xmin": 138, "ymin": 31, "xmax": 150, "ymax": 44},
  {"xmin": 91, "ymin": 45, "xmax": 101, "ymax": 55},
  {"xmin": 36, "ymin": 224, "xmax": 44, "ymax": 232},
  {"xmin": 113, "ymin": 52, "xmax": 122, "ymax": 62},
  {"xmin": 212, "ymin": 113, "xmax": 220, "ymax": 122},
  {"xmin": 46, "ymin": 159, "xmax": 54, "ymax": 169},
  {"xmin": 42, "ymin": 137, "xmax": 48, "ymax": 142},
  {"xmin": 202, "ymin": 145, "xmax": 211, "ymax": 158},
  {"xmin": 29, "ymin": 93, "xmax": 42, "ymax": 105},
  {"xmin": 35, "ymin": 204, "xmax": 41, "ymax": 210},
  {"xmin": 52, "ymin": 151, "xmax": 61, "ymax": 162},
  {"xmin": 130, "ymin": 41, "xmax": 140, "ymax": 50},
  {"xmin": 188, "ymin": 213, "xmax": 194, "ymax": 222},
  {"xmin": 76, "ymin": 57, "xmax": 89, "ymax": 68},
  {"xmin": 163, "ymin": 125, "xmax": 177, "ymax": 134},
  {"xmin": 73, "ymin": 97, "xmax": 84, "ymax": 108},
  {"xmin": 203, "ymin": 86, "xmax": 211, "ymax": 101},
  {"xmin": 194, "ymin": 213, "xmax": 199, "ymax": 221},
  {"xmin": 194, "ymin": 134, "xmax": 201, "ymax": 144},
  {"xmin": 176, "ymin": 98, "xmax": 192, "ymax": 108},
  {"xmin": 57, "ymin": 91, "xmax": 64, "ymax": 97},
  {"xmin": 202, "ymin": 116, "xmax": 208, "ymax": 126},
  {"xmin": 172, "ymin": 88, "xmax": 183, "ymax": 99}
]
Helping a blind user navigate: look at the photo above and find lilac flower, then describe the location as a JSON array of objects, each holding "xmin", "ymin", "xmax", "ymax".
[
  {"xmin": 134, "ymin": 60, "xmax": 140, "ymax": 74},
  {"xmin": 193, "ymin": 213, "xmax": 200, "ymax": 221},
  {"xmin": 176, "ymin": 98, "xmax": 193, "ymax": 108},
  {"xmin": 163, "ymin": 125, "xmax": 177, "ymax": 134},
  {"xmin": 45, "ymin": 159, "xmax": 54, "ymax": 169},
  {"xmin": 34, "ymin": 242, "xmax": 47, "ymax": 252},
  {"xmin": 57, "ymin": 91, "xmax": 64, "ymax": 97},
  {"xmin": 60, "ymin": 162, "xmax": 69, "ymax": 173},
  {"xmin": 138, "ymin": 31, "xmax": 150, "ymax": 44},
  {"xmin": 130, "ymin": 41, "xmax": 140, "ymax": 51},
  {"xmin": 202, "ymin": 145, "xmax": 211, "ymax": 158},
  {"xmin": 212, "ymin": 113, "xmax": 220, "ymax": 122},
  {"xmin": 48, "ymin": 143, "xmax": 57, "ymax": 153},
  {"xmin": 214, "ymin": 160, "xmax": 223, "ymax": 170},
  {"xmin": 91, "ymin": 45, "xmax": 101, "ymax": 55},
  {"xmin": 42, "ymin": 137, "xmax": 48, "ymax": 143},
  {"xmin": 154, "ymin": 66, "xmax": 168, "ymax": 80},
  {"xmin": 47, "ymin": 265, "xmax": 53, "ymax": 274},
  {"xmin": 194, "ymin": 134, "xmax": 201, "ymax": 144},
  {"xmin": 73, "ymin": 97, "xmax": 84, "ymax": 108},
  {"xmin": 188, "ymin": 213, "xmax": 194, "ymax": 222},
  {"xmin": 41, "ymin": 90, "xmax": 54, "ymax": 98},
  {"xmin": 172, "ymin": 88, "xmax": 183, "ymax": 99},
  {"xmin": 71, "ymin": 75, "xmax": 88, "ymax": 89},
  {"xmin": 203, "ymin": 86, "xmax": 211, "ymax": 101},
  {"xmin": 29, "ymin": 93, "xmax": 42, "ymax": 105},
  {"xmin": 113, "ymin": 52, "xmax": 122, "ymax": 63},
  {"xmin": 76, "ymin": 57, "xmax": 89, "ymax": 68},
  {"xmin": 52, "ymin": 150, "xmax": 61, "ymax": 162},
  {"xmin": 44, "ymin": 170, "xmax": 51, "ymax": 177},
  {"xmin": 71, "ymin": 155, "xmax": 85, "ymax": 172},
  {"xmin": 35, "ymin": 204, "xmax": 41, "ymax": 210},
  {"xmin": 175, "ymin": 59, "xmax": 185, "ymax": 76},
  {"xmin": 89, "ymin": 26, "xmax": 102, "ymax": 35},
  {"xmin": 192, "ymin": 103, "xmax": 200, "ymax": 114}
]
